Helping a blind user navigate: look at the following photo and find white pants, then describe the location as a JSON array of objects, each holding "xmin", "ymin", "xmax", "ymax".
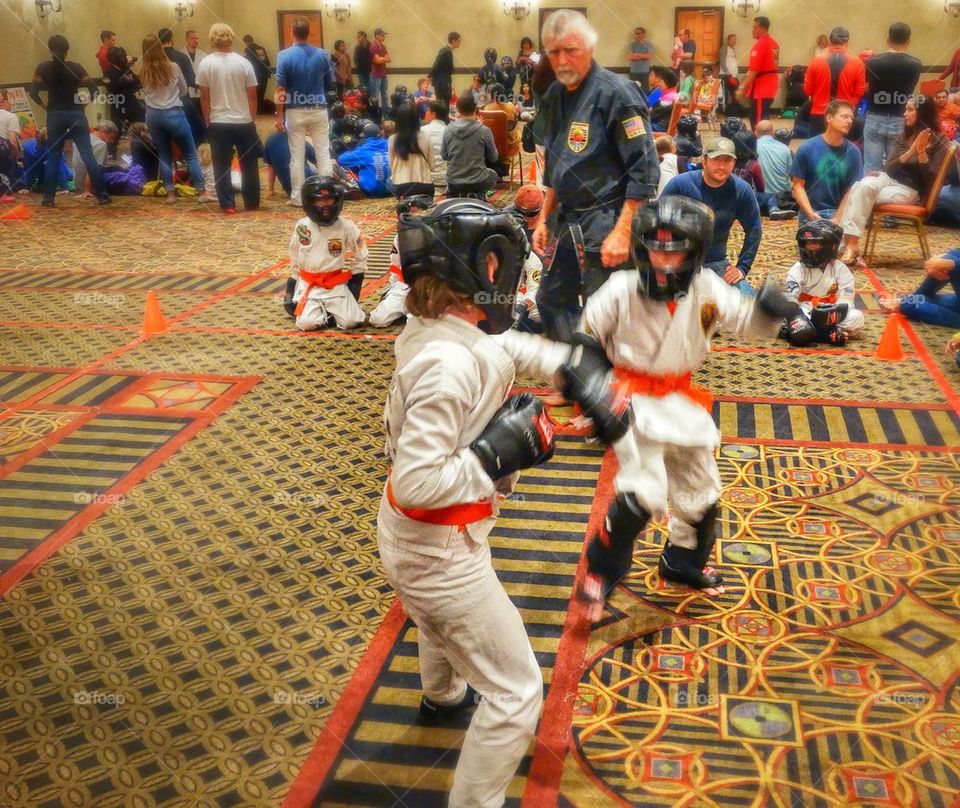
[
  {"xmin": 839, "ymin": 173, "xmax": 920, "ymax": 238},
  {"xmin": 287, "ymin": 107, "xmax": 333, "ymax": 203},
  {"xmin": 293, "ymin": 284, "xmax": 365, "ymax": 330},
  {"xmin": 614, "ymin": 435, "xmax": 720, "ymax": 550},
  {"xmin": 368, "ymin": 278, "xmax": 409, "ymax": 328},
  {"xmin": 378, "ymin": 527, "xmax": 542, "ymax": 808}
]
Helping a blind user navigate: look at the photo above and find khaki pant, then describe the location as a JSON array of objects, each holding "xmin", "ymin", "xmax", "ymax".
[
  {"xmin": 378, "ymin": 525, "xmax": 542, "ymax": 808},
  {"xmin": 287, "ymin": 107, "xmax": 333, "ymax": 203},
  {"xmin": 840, "ymin": 173, "xmax": 920, "ymax": 238}
]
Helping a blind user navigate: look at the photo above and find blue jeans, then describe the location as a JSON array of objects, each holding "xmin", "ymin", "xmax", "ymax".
[
  {"xmin": 44, "ymin": 109, "xmax": 105, "ymax": 202},
  {"xmin": 145, "ymin": 106, "xmax": 204, "ymax": 193},
  {"xmin": 898, "ymin": 269, "xmax": 960, "ymax": 328},
  {"xmin": 863, "ymin": 113, "xmax": 903, "ymax": 173},
  {"xmin": 799, "ymin": 208, "xmax": 837, "ymax": 223},
  {"xmin": 932, "ymin": 184, "xmax": 960, "ymax": 226},
  {"xmin": 369, "ymin": 76, "xmax": 388, "ymax": 113},
  {"xmin": 704, "ymin": 260, "xmax": 755, "ymax": 297}
]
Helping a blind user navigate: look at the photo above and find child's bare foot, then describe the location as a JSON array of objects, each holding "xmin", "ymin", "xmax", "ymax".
[
  {"xmin": 878, "ymin": 295, "xmax": 901, "ymax": 313},
  {"xmin": 576, "ymin": 573, "xmax": 606, "ymax": 623}
]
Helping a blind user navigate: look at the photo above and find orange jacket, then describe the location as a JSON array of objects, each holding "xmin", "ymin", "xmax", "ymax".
[{"xmin": 804, "ymin": 48, "xmax": 866, "ymax": 115}]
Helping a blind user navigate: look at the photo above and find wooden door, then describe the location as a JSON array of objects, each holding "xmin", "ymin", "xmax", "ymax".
[
  {"xmin": 676, "ymin": 7, "xmax": 724, "ymax": 67},
  {"xmin": 277, "ymin": 11, "xmax": 323, "ymax": 50}
]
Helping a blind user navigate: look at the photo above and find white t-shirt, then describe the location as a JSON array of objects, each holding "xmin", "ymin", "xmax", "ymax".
[
  {"xmin": 196, "ymin": 51, "xmax": 257, "ymax": 124},
  {"xmin": 186, "ymin": 48, "xmax": 207, "ymax": 98},
  {"xmin": 144, "ymin": 63, "xmax": 188, "ymax": 110},
  {"xmin": 0, "ymin": 109, "xmax": 20, "ymax": 142}
]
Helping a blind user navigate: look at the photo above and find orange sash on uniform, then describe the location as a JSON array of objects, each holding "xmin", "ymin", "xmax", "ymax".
[
  {"xmin": 612, "ymin": 366, "xmax": 714, "ymax": 412},
  {"xmin": 386, "ymin": 474, "xmax": 493, "ymax": 528},
  {"xmin": 294, "ymin": 268, "xmax": 353, "ymax": 316},
  {"xmin": 799, "ymin": 292, "xmax": 837, "ymax": 307}
]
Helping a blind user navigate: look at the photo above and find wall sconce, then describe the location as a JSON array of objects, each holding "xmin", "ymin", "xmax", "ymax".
[
  {"xmin": 947, "ymin": 0, "xmax": 960, "ymax": 17},
  {"xmin": 324, "ymin": 0, "xmax": 352, "ymax": 21},
  {"xmin": 174, "ymin": 0, "xmax": 195, "ymax": 23},
  {"xmin": 503, "ymin": 0, "xmax": 531, "ymax": 19},
  {"xmin": 35, "ymin": 0, "xmax": 62, "ymax": 19},
  {"xmin": 730, "ymin": 0, "xmax": 761, "ymax": 16}
]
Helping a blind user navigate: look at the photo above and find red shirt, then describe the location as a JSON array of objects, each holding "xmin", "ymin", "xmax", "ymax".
[
  {"xmin": 369, "ymin": 43, "xmax": 388, "ymax": 79},
  {"xmin": 748, "ymin": 33, "xmax": 779, "ymax": 99},
  {"xmin": 804, "ymin": 48, "xmax": 867, "ymax": 115},
  {"xmin": 96, "ymin": 44, "xmax": 110, "ymax": 74}
]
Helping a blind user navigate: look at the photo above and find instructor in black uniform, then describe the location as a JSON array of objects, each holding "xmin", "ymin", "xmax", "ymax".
[{"xmin": 532, "ymin": 9, "xmax": 660, "ymax": 339}]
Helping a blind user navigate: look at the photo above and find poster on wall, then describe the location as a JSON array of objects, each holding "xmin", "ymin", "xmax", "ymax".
[
  {"xmin": 277, "ymin": 11, "xmax": 323, "ymax": 49},
  {"xmin": 2, "ymin": 87, "xmax": 38, "ymax": 138}
]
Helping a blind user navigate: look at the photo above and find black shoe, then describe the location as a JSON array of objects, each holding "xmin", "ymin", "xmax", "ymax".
[
  {"xmin": 97, "ymin": 193, "xmax": 112, "ymax": 205},
  {"xmin": 417, "ymin": 685, "xmax": 478, "ymax": 725},
  {"xmin": 41, "ymin": 198, "xmax": 55, "ymax": 208},
  {"xmin": 658, "ymin": 546, "xmax": 724, "ymax": 590},
  {"xmin": 768, "ymin": 208, "xmax": 797, "ymax": 221}
]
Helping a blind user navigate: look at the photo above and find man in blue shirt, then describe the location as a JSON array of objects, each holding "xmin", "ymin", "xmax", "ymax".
[
  {"xmin": 275, "ymin": 16, "xmax": 335, "ymax": 206},
  {"xmin": 756, "ymin": 120, "xmax": 792, "ymax": 198},
  {"xmin": 660, "ymin": 136, "xmax": 761, "ymax": 296},
  {"xmin": 790, "ymin": 99, "xmax": 863, "ymax": 221}
]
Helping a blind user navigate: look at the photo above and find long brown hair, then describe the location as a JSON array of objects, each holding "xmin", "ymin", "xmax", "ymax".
[
  {"xmin": 406, "ymin": 275, "xmax": 471, "ymax": 320},
  {"xmin": 140, "ymin": 34, "xmax": 173, "ymax": 90}
]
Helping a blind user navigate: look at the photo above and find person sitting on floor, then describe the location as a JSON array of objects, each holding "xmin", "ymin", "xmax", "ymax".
[
  {"xmin": 782, "ymin": 219, "xmax": 864, "ymax": 346},
  {"xmin": 882, "ymin": 249, "xmax": 960, "ymax": 330}
]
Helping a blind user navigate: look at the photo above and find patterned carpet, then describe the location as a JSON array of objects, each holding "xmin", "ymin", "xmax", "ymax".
[{"xmin": 0, "ymin": 152, "xmax": 958, "ymax": 808}]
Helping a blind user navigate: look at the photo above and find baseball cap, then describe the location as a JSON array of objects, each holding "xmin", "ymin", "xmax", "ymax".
[
  {"xmin": 513, "ymin": 185, "xmax": 545, "ymax": 216},
  {"xmin": 374, "ymin": 27, "xmax": 387, "ymax": 36},
  {"xmin": 704, "ymin": 136, "xmax": 737, "ymax": 158}
]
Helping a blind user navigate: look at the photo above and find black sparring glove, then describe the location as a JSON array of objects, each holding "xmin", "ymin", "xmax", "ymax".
[
  {"xmin": 470, "ymin": 393, "xmax": 555, "ymax": 481},
  {"xmin": 557, "ymin": 333, "xmax": 631, "ymax": 444},
  {"xmin": 786, "ymin": 313, "xmax": 816, "ymax": 346},
  {"xmin": 810, "ymin": 303, "xmax": 849, "ymax": 339},
  {"xmin": 757, "ymin": 280, "xmax": 801, "ymax": 322}
]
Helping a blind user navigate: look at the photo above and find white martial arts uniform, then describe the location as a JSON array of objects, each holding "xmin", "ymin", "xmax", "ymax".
[
  {"xmin": 516, "ymin": 251, "xmax": 543, "ymax": 324},
  {"xmin": 582, "ymin": 268, "xmax": 770, "ymax": 550},
  {"xmin": 287, "ymin": 216, "xmax": 368, "ymax": 330},
  {"xmin": 377, "ymin": 314, "xmax": 567, "ymax": 808},
  {"xmin": 368, "ymin": 235, "xmax": 409, "ymax": 328},
  {"xmin": 785, "ymin": 258, "xmax": 865, "ymax": 336}
]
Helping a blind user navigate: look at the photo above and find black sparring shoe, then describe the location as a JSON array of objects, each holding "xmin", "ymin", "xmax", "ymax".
[
  {"xmin": 417, "ymin": 685, "xmax": 479, "ymax": 725},
  {"xmin": 826, "ymin": 325, "xmax": 848, "ymax": 347},
  {"xmin": 658, "ymin": 545, "xmax": 725, "ymax": 590},
  {"xmin": 282, "ymin": 277, "xmax": 297, "ymax": 316}
]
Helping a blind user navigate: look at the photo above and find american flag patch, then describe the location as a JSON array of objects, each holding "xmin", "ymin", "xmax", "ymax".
[{"xmin": 622, "ymin": 115, "xmax": 646, "ymax": 139}]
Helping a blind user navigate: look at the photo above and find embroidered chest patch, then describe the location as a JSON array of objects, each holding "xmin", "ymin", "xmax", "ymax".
[
  {"xmin": 622, "ymin": 115, "xmax": 646, "ymax": 139},
  {"xmin": 700, "ymin": 301, "xmax": 720, "ymax": 334},
  {"xmin": 296, "ymin": 224, "xmax": 312, "ymax": 246},
  {"xmin": 568, "ymin": 122, "xmax": 590, "ymax": 153},
  {"xmin": 328, "ymin": 238, "xmax": 343, "ymax": 257}
]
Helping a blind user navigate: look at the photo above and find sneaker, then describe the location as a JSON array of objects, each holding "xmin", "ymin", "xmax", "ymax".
[
  {"xmin": 223, "ymin": 208, "xmax": 237, "ymax": 215},
  {"xmin": 417, "ymin": 685, "xmax": 478, "ymax": 725},
  {"xmin": 41, "ymin": 199, "xmax": 55, "ymax": 208},
  {"xmin": 97, "ymin": 194, "xmax": 112, "ymax": 205},
  {"xmin": 768, "ymin": 209, "xmax": 797, "ymax": 221},
  {"xmin": 286, "ymin": 198, "xmax": 301, "ymax": 207}
]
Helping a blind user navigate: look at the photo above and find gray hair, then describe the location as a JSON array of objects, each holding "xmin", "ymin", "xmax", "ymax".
[
  {"xmin": 541, "ymin": 9, "xmax": 598, "ymax": 49},
  {"xmin": 96, "ymin": 120, "xmax": 119, "ymax": 137}
]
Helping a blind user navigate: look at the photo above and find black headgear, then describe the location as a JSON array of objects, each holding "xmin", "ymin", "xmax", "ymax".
[
  {"xmin": 484, "ymin": 47, "xmax": 498, "ymax": 64},
  {"xmin": 731, "ymin": 129, "xmax": 758, "ymax": 162},
  {"xmin": 796, "ymin": 219, "xmax": 844, "ymax": 269},
  {"xmin": 398, "ymin": 198, "xmax": 529, "ymax": 334},
  {"xmin": 720, "ymin": 116, "xmax": 745, "ymax": 139},
  {"xmin": 329, "ymin": 100, "xmax": 346, "ymax": 120},
  {"xmin": 500, "ymin": 55, "xmax": 514, "ymax": 69},
  {"xmin": 631, "ymin": 197, "xmax": 714, "ymax": 301},
  {"xmin": 774, "ymin": 127, "xmax": 793, "ymax": 145},
  {"xmin": 396, "ymin": 195, "xmax": 434, "ymax": 216},
  {"xmin": 301, "ymin": 176, "xmax": 344, "ymax": 226},
  {"xmin": 677, "ymin": 114, "xmax": 699, "ymax": 139},
  {"xmin": 342, "ymin": 114, "xmax": 362, "ymax": 136}
]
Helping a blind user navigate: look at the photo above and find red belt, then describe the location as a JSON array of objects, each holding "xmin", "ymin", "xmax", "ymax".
[
  {"xmin": 388, "ymin": 264, "xmax": 405, "ymax": 282},
  {"xmin": 612, "ymin": 366, "xmax": 714, "ymax": 412},
  {"xmin": 294, "ymin": 268, "xmax": 353, "ymax": 316},
  {"xmin": 799, "ymin": 292, "xmax": 837, "ymax": 307},
  {"xmin": 386, "ymin": 474, "xmax": 493, "ymax": 528}
]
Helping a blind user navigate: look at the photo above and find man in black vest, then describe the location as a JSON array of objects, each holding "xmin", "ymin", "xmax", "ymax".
[{"xmin": 429, "ymin": 32, "xmax": 460, "ymax": 107}]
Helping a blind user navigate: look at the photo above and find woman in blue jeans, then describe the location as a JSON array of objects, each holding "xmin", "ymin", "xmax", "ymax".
[
  {"xmin": 139, "ymin": 34, "xmax": 213, "ymax": 203},
  {"xmin": 883, "ymin": 249, "xmax": 960, "ymax": 328},
  {"xmin": 28, "ymin": 35, "xmax": 111, "ymax": 207}
]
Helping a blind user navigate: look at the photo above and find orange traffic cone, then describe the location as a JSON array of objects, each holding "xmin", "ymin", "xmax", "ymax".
[
  {"xmin": 142, "ymin": 291, "xmax": 168, "ymax": 335},
  {"xmin": 0, "ymin": 203, "xmax": 31, "ymax": 221},
  {"xmin": 874, "ymin": 313, "xmax": 904, "ymax": 361}
]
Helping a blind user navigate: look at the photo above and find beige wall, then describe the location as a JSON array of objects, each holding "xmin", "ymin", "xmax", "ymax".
[
  {"xmin": 3, "ymin": 0, "xmax": 959, "ymax": 117},
  {"xmin": 0, "ymin": 0, "xmax": 226, "ymax": 123}
]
